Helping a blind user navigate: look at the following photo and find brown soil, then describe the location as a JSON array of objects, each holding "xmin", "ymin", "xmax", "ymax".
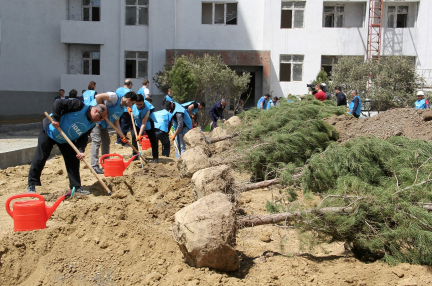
[
  {"xmin": 1, "ymin": 135, "xmax": 432, "ymax": 285},
  {"xmin": 325, "ymin": 108, "xmax": 432, "ymax": 143}
]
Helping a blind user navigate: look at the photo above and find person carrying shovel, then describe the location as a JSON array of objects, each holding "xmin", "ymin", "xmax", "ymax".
[
  {"xmin": 90, "ymin": 91, "xmax": 138, "ymax": 173},
  {"xmin": 129, "ymin": 93, "xmax": 159, "ymax": 163},
  {"xmin": 27, "ymin": 99, "xmax": 108, "ymax": 194}
]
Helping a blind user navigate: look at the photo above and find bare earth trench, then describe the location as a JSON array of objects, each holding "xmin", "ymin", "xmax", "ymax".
[{"xmin": 0, "ymin": 132, "xmax": 432, "ymax": 286}]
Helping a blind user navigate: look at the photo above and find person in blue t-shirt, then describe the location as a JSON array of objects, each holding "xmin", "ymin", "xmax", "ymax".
[
  {"xmin": 153, "ymin": 101, "xmax": 174, "ymax": 157},
  {"xmin": 27, "ymin": 99, "xmax": 108, "ymax": 195},
  {"xmin": 414, "ymin": 91, "xmax": 429, "ymax": 109}
]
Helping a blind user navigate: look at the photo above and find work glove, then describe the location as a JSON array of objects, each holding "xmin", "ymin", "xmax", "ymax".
[
  {"xmin": 191, "ymin": 114, "xmax": 195, "ymax": 119},
  {"xmin": 127, "ymin": 107, "xmax": 133, "ymax": 114},
  {"xmin": 136, "ymin": 135, "xmax": 143, "ymax": 142},
  {"xmin": 121, "ymin": 136, "xmax": 128, "ymax": 144},
  {"xmin": 171, "ymin": 134, "xmax": 176, "ymax": 141}
]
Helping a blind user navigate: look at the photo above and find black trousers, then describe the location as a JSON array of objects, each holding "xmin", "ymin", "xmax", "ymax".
[
  {"xmin": 155, "ymin": 130, "xmax": 170, "ymax": 157},
  {"xmin": 28, "ymin": 125, "xmax": 82, "ymax": 189},
  {"xmin": 131, "ymin": 119, "xmax": 158, "ymax": 160},
  {"xmin": 116, "ymin": 112, "xmax": 132, "ymax": 144}
]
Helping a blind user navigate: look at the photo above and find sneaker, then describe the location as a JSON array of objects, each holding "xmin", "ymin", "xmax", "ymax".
[
  {"xmin": 27, "ymin": 185, "xmax": 36, "ymax": 193},
  {"xmin": 115, "ymin": 142, "xmax": 120, "ymax": 145},
  {"xmin": 75, "ymin": 187, "xmax": 90, "ymax": 195},
  {"xmin": 93, "ymin": 166, "xmax": 104, "ymax": 174},
  {"xmin": 152, "ymin": 159, "xmax": 158, "ymax": 164}
]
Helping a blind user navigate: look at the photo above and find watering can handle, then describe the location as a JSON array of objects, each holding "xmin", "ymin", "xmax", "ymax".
[
  {"xmin": 100, "ymin": 154, "xmax": 123, "ymax": 168},
  {"xmin": 5, "ymin": 193, "xmax": 45, "ymax": 218}
]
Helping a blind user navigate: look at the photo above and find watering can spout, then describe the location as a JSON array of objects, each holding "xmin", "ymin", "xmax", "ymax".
[
  {"xmin": 45, "ymin": 195, "xmax": 67, "ymax": 220},
  {"xmin": 124, "ymin": 154, "xmax": 138, "ymax": 169}
]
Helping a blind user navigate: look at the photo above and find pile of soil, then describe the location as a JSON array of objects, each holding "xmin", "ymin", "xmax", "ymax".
[
  {"xmin": 1, "ymin": 135, "xmax": 432, "ymax": 285},
  {"xmin": 325, "ymin": 108, "xmax": 432, "ymax": 143}
]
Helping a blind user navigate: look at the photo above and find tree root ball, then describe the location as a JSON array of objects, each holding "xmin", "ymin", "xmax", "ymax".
[
  {"xmin": 191, "ymin": 165, "xmax": 234, "ymax": 200},
  {"xmin": 176, "ymin": 146, "xmax": 211, "ymax": 178},
  {"xmin": 173, "ymin": 193, "xmax": 239, "ymax": 272}
]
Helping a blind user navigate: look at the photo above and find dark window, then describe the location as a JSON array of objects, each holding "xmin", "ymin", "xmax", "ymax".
[
  {"xmin": 83, "ymin": 51, "xmax": 100, "ymax": 75},
  {"xmin": 388, "ymin": 6, "xmax": 408, "ymax": 28},
  {"xmin": 281, "ymin": 1, "xmax": 305, "ymax": 29},
  {"xmin": 201, "ymin": 2, "xmax": 237, "ymax": 25},
  {"xmin": 280, "ymin": 63, "xmax": 291, "ymax": 82},
  {"xmin": 323, "ymin": 6, "xmax": 343, "ymax": 27},
  {"xmin": 83, "ymin": 0, "xmax": 100, "ymax": 21},
  {"xmin": 125, "ymin": 51, "xmax": 148, "ymax": 78},
  {"xmin": 126, "ymin": 0, "xmax": 149, "ymax": 26}
]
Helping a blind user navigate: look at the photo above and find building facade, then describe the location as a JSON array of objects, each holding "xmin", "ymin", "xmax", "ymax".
[{"xmin": 0, "ymin": 0, "xmax": 430, "ymax": 117}]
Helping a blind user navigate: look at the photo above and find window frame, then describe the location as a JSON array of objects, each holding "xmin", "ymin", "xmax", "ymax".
[
  {"xmin": 125, "ymin": 51, "xmax": 148, "ymax": 79},
  {"xmin": 82, "ymin": 0, "xmax": 100, "ymax": 22},
  {"xmin": 321, "ymin": 56, "xmax": 339, "ymax": 78},
  {"xmin": 281, "ymin": 1, "xmax": 306, "ymax": 29},
  {"xmin": 82, "ymin": 51, "xmax": 100, "ymax": 75},
  {"xmin": 201, "ymin": 2, "xmax": 238, "ymax": 25},
  {"xmin": 323, "ymin": 5, "xmax": 344, "ymax": 28},
  {"xmin": 125, "ymin": 0, "xmax": 149, "ymax": 26},
  {"xmin": 280, "ymin": 54, "xmax": 304, "ymax": 82},
  {"xmin": 387, "ymin": 5, "xmax": 409, "ymax": 28}
]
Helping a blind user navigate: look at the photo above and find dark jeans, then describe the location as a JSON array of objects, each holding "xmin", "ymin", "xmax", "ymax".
[
  {"xmin": 116, "ymin": 112, "xmax": 132, "ymax": 144},
  {"xmin": 353, "ymin": 113, "xmax": 360, "ymax": 118},
  {"xmin": 131, "ymin": 119, "xmax": 158, "ymax": 160},
  {"xmin": 155, "ymin": 129, "xmax": 170, "ymax": 157},
  {"xmin": 28, "ymin": 125, "xmax": 82, "ymax": 189},
  {"xmin": 210, "ymin": 115, "xmax": 218, "ymax": 131}
]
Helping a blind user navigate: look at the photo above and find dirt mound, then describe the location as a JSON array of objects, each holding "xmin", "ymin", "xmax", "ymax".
[
  {"xmin": 325, "ymin": 108, "xmax": 432, "ymax": 143},
  {"xmin": 2, "ymin": 133, "xmax": 432, "ymax": 285}
]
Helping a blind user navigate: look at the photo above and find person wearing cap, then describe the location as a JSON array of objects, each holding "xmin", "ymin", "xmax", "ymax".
[
  {"xmin": 257, "ymin": 94, "xmax": 270, "ymax": 110},
  {"xmin": 414, "ymin": 91, "xmax": 429, "ymax": 109}
]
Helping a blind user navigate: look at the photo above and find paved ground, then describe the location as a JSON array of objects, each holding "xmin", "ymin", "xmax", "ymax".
[{"xmin": 0, "ymin": 131, "xmax": 39, "ymax": 153}]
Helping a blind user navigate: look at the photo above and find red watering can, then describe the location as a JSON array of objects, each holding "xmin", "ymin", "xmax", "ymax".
[
  {"xmin": 100, "ymin": 154, "xmax": 137, "ymax": 177},
  {"xmin": 6, "ymin": 193, "xmax": 69, "ymax": 232},
  {"xmin": 140, "ymin": 135, "xmax": 151, "ymax": 150}
]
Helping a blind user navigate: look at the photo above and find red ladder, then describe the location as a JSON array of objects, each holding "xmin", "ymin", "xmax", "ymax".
[{"xmin": 367, "ymin": 0, "xmax": 383, "ymax": 61}]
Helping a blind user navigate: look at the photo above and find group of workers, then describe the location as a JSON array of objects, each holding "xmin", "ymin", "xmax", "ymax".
[{"xmin": 26, "ymin": 79, "xmax": 209, "ymax": 195}]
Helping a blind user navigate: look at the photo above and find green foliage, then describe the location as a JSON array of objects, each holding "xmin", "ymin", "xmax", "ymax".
[
  {"xmin": 369, "ymin": 56, "xmax": 422, "ymax": 111},
  {"xmin": 329, "ymin": 56, "xmax": 423, "ymax": 111},
  {"xmin": 233, "ymin": 99, "xmax": 345, "ymax": 182},
  {"xmin": 311, "ymin": 69, "xmax": 330, "ymax": 87},
  {"xmin": 169, "ymin": 56, "xmax": 197, "ymax": 103},
  {"xmin": 299, "ymin": 136, "xmax": 432, "ymax": 265},
  {"xmin": 153, "ymin": 54, "xmax": 251, "ymax": 125},
  {"xmin": 152, "ymin": 62, "xmax": 172, "ymax": 95}
]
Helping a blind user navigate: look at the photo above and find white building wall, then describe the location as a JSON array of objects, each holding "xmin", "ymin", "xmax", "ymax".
[{"xmin": 0, "ymin": 0, "xmax": 431, "ymax": 117}]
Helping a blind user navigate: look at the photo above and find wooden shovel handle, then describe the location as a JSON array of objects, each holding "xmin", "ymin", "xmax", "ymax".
[{"xmin": 44, "ymin": 112, "xmax": 112, "ymax": 195}]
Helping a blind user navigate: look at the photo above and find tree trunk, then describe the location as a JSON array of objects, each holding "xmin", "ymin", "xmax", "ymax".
[
  {"xmin": 205, "ymin": 133, "xmax": 239, "ymax": 144},
  {"xmin": 241, "ymin": 173, "xmax": 302, "ymax": 192},
  {"xmin": 236, "ymin": 207, "xmax": 354, "ymax": 228}
]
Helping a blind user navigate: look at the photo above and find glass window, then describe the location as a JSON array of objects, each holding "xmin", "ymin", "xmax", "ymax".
[
  {"xmin": 82, "ymin": 51, "xmax": 100, "ymax": 75},
  {"xmin": 201, "ymin": 2, "xmax": 238, "ymax": 25},
  {"xmin": 388, "ymin": 5, "xmax": 408, "ymax": 28},
  {"xmin": 323, "ymin": 5, "xmax": 344, "ymax": 28},
  {"xmin": 125, "ymin": 51, "xmax": 148, "ymax": 79},
  {"xmin": 281, "ymin": 1, "xmax": 306, "ymax": 29},
  {"xmin": 82, "ymin": 0, "xmax": 99, "ymax": 21},
  {"xmin": 280, "ymin": 55, "xmax": 304, "ymax": 82},
  {"xmin": 126, "ymin": 0, "xmax": 149, "ymax": 25}
]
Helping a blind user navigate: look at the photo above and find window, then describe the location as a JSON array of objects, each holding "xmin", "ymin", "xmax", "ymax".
[
  {"xmin": 388, "ymin": 6, "xmax": 408, "ymax": 28},
  {"xmin": 281, "ymin": 1, "xmax": 305, "ymax": 29},
  {"xmin": 126, "ymin": 0, "xmax": 149, "ymax": 26},
  {"xmin": 321, "ymin": 56, "xmax": 339, "ymax": 78},
  {"xmin": 125, "ymin": 51, "xmax": 148, "ymax": 78},
  {"xmin": 83, "ymin": 0, "xmax": 100, "ymax": 21},
  {"xmin": 83, "ymin": 51, "xmax": 100, "ymax": 75},
  {"xmin": 323, "ymin": 6, "xmax": 344, "ymax": 27},
  {"xmin": 280, "ymin": 55, "xmax": 304, "ymax": 82},
  {"xmin": 202, "ymin": 2, "xmax": 237, "ymax": 25}
]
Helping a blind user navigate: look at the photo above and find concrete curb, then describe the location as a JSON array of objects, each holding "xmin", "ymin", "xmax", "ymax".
[
  {"xmin": 0, "ymin": 145, "xmax": 61, "ymax": 170},
  {"xmin": 0, "ymin": 123, "xmax": 41, "ymax": 134}
]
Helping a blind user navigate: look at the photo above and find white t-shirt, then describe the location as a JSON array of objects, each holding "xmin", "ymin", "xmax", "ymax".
[
  {"xmin": 144, "ymin": 87, "xmax": 150, "ymax": 98},
  {"xmin": 104, "ymin": 92, "xmax": 119, "ymax": 107}
]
